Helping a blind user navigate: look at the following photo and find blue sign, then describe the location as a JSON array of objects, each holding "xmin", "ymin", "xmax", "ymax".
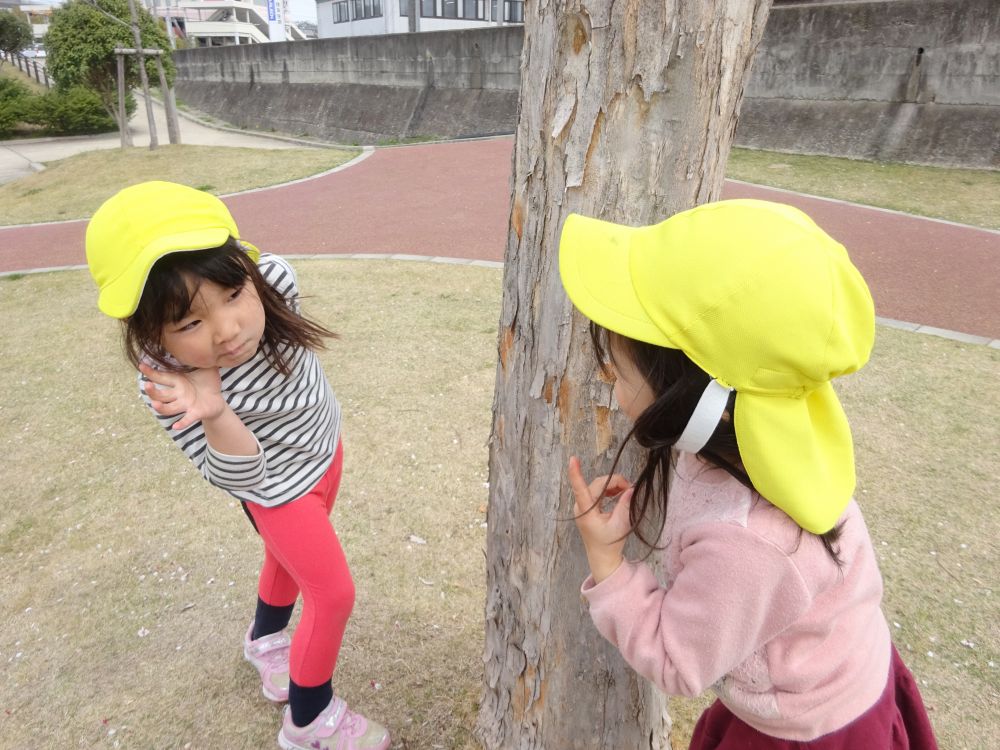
[{"xmin": 267, "ymin": 0, "xmax": 278, "ymax": 22}]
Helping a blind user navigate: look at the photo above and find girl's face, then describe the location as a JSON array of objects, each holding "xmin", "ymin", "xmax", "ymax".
[
  {"xmin": 160, "ymin": 275, "xmax": 266, "ymax": 369},
  {"xmin": 609, "ymin": 341, "xmax": 656, "ymax": 422}
]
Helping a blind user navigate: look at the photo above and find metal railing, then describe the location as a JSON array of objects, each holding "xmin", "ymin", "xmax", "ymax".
[{"xmin": 1, "ymin": 51, "xmax": 54, "ymax": 88}]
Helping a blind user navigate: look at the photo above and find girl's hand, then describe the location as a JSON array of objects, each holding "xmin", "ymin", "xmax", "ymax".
[
  {"xmin": 139, "ymin": 363, "xmax": 227, "ymax": 431},
  {"xmin": 568, "ymin": 456, "xmax": 634, "ymax": 583}
]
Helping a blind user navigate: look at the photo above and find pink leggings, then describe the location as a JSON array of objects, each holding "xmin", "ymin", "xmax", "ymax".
[{"xmin": 246, "ymin": 442, "xmax": 353, "ymax": 688}]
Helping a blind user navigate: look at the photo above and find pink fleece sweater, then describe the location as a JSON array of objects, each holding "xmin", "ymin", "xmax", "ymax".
[{"xmin": 581, "ymin": 451, "xmax": 891, "ymax": 741}]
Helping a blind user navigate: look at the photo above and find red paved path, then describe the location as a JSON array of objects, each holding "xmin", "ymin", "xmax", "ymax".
[{"xmin": 1, "ymin": 137, "xmax": 997, "ymax": 338}]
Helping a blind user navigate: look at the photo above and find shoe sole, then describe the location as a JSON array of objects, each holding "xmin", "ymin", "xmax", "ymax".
[{"xmin": 277, "ymin": 730, "xmax": 391, "ymax": 750}]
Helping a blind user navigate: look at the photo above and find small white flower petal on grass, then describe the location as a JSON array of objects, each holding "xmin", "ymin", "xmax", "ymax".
[
  {"xmin": 137, "ymin": 627, "xmax": 150, "ymax": 638},
  {"xmin": 408, "ymin": 534, "xmax": 427, "ymax": 545},
  {"xmin": 960, "ymin": 639, "xmax": 976, "ymax": 649}
]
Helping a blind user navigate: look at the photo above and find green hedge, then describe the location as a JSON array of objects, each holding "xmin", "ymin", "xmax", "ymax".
[
  {"xmin": 26, "ymin": 87, "xmax": 117, "ymax": 134},
  {"xmin": 0, "ymin": 79, "xmax": 118, "ymax": 137},
  {"xmin": 0, "ymin": 77, "xmax": 31, "ymax": 137}
]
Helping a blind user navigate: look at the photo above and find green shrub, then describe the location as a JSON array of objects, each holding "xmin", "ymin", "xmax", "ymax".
[
  {"xmin": 26, "ymin": 86, "xmax": 117, "ymax": 135},
  {"xmin": 0, "ymin": 77, "xmax": 31, "ymax": 137}
]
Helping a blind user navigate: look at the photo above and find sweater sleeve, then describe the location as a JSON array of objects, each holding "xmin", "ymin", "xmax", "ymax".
[
  {"xmin": 203, "ymin": 441, "xmax": 267, "ymax": 490},
  {"xmin": 581, "ymin": 521, "xmax": 813, "ymax": 697},
  {"xmin": 258, "ymin": 253, "xmax": 301, "ymax": 314},
  {"xmin": 137, "ymin": 371, "xmax": 269, "ymax": 493}
]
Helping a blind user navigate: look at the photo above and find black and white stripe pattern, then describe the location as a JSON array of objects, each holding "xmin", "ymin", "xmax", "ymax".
[{"xmin": 139, "ymin": 253, "xmax": 340, "ymax": 507}]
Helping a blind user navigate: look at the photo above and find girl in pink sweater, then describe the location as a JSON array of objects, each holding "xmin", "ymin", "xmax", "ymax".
[{"xmin": 558, "ymin": 199, "xmax": 937, "ymax": 749}]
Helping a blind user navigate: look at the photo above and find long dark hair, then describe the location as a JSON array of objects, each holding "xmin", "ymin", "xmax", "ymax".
[
  {"xmin": 122, "ymin": 239, "xmax": 336, "ymax": 376},
  {"xmin": 590, "ymin": 322, "xmax": 844, "ymax": 564}
]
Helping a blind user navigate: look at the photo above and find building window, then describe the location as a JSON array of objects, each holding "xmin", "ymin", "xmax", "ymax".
[
  {"xmin": 332, "ymin": 0, "xmax": 350, "ymax": 23},
  {"xmin": 406, "ymin": 0, "xmax": 486, "ymax": 18},
  {"xmin": 351, "ymin": 0, "xmax": 382, "ymax": 19},
  {"xmin": 505, "ymin": 0, "xmax": 523, "ymax": 22}
]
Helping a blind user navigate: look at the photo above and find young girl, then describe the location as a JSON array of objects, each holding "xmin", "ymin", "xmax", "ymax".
[
  {"xmin": 85, "ymin": 181, "xmax": 390, "ymax": 750},
  {"xmin": 558, "ymin": 199, "xmax": 938, "ymax": 749}
]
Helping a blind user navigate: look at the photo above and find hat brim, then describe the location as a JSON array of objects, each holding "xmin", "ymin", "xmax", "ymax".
[
  {"xmin": 559, "ymin": 214, "xmax": 673, "ymax": 348},
  {"xmin": 97, "ymin": 228, "xmax": 234, "ymax": 318},
  {"xmin": 735, "ymin": 382, "xmax": 855, "ymax": 534}
]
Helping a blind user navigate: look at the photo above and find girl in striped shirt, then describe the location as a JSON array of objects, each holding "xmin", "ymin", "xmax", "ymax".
[{"xmin": 86, "ymin": 181, "xmax": 389, "ymax": 750}]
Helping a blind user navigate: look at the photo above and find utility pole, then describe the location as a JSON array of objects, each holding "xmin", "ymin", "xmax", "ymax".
[
  {"xmin": 116, "ymin": 53, "xmax": 133, "ymax": 148},
  {"xmin": 154, "ymin": 54, "xmax": 181, "ymax": 145},
  {"xmin": 126, "ymin": 0, "xmax": 158, "ymax": 150},
  {"xmin": 154, "ymin": 0, "xmax": 177, "ymax": 50},
  {"xmin": 116, "ymin": 47, "xmax": 182, "ymax": 146}
]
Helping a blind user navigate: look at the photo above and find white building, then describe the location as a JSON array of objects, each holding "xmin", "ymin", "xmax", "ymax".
[
  {"xmin": 155, "ymin": 0, "xmax": 308, "ymax": 46},
  {"xmin": 0, "ymin": 1, "xmax": 56, "ymax": 42},
  {"xmin": 315, "ymin": 0, "xmax": 523, "ymax": 39}
]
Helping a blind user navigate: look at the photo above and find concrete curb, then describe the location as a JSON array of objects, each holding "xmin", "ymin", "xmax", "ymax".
[{"xmin": 2, "ymin": 254, "xmax": 995, "ymax": 348}]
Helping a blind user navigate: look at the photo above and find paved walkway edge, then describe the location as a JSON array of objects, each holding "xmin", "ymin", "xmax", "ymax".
[
  {"xmin": 726, "ymin": 179, "xmax": 1000, "ymax": 236},
  {"xmin": 3, "ymin": 254, "xmax": 996, "ymax": 350},
  {"xmin": 0, "ymin": 147, "xmax": 375, "ymax": 231}
]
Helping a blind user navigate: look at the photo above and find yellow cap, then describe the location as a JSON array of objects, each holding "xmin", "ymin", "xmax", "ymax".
[
  {"xmin": 85, "ymin": 181, "xmax": 260, "ymax": 319},
  {"xmin": 559, "ymin": 199, "xmax": 875, "ymax": 534}
]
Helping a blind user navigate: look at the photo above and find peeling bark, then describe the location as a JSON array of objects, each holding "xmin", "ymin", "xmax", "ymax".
[{"xmin": 477, "ymin": 3, "xmax": 772, "ymax": 748}]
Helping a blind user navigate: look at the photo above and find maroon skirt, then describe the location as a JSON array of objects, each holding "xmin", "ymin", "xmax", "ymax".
[{"xmin": 689, "ymin": 645, "xmax": 938, "ymax": 750}]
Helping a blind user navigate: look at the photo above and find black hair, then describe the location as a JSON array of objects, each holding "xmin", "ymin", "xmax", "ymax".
[
  {"xmin": 589, "ymin": 322, "xmax": 844, "ymax": 565},
  {"xmin": 122, "ymin": 239, "xmax": 336, "ymax": 376}
]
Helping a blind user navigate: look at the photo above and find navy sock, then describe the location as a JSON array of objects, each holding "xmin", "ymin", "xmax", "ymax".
[
  {"xmin": 252, "ymin": 597, "xmax": 295, "ymax": 640},
  {"xmin": 289, "ymin": 679, "xmax": 334, "ymax": 728}
]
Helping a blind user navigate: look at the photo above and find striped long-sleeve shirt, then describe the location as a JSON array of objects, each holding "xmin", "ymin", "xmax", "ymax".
[{"xmin": 139, "ymin": 253, "xmax": 340, "ymax": 507}]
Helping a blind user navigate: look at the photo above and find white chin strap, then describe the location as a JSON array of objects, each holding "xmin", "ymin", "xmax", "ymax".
[{"xmin": 674, "ymin": 380, "xmax": 734, "ymax": 454}]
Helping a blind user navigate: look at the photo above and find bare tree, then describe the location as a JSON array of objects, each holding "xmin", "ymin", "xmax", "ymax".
[{"xmin": 477, "ymin": 2, "xmax": 772, "ymax": 748}]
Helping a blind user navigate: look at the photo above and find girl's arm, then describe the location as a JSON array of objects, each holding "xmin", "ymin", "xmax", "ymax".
[
  {"xmin": 139, "ymin": 362, "xmax": 257, "ymax": 454},
  {"xmin": 139, "ymin": 363, "xmax": 267, "ymax": 492},
  {"xmin": 582, "ymin": 524, "xmax": 812, "ymax": 697}
]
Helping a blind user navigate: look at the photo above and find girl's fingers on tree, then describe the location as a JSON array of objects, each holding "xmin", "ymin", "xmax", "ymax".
[
  {"xmin": 567, "ymin": 456, "xmax": 596, "ymax": 512},
  {"xmin": 591, "ymin": 474, "xmax": 631, "ymax": 498}
]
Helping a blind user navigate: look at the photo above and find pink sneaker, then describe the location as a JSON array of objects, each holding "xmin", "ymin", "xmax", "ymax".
[
  {"xmin": 278, "ymin": 696, "xmax": 390, "ymax": 750},
  {"xmin": 243, "ymin": 623, "xmax": 291, "ymax": 702}
]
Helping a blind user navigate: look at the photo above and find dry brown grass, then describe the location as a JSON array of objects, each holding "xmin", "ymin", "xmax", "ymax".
[
  {"xmin": 726, "ymin": 148, "xmax": 1000, "ymax": 230},
  {"xmin": 0, "ymin": 63, "xmax": 47, "ymax": 95},
  {"xmin": 1, "ymin": 261, "xmax": 996, "ymax": 749},
  {"xmin": 0, "ymin": 145, "xmax": 359, "ymax": 226}
]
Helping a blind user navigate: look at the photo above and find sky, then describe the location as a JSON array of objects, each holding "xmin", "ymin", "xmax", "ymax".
[{"xmin": 31, "ymin": 0, "xmax": 319, "ymax": 24}]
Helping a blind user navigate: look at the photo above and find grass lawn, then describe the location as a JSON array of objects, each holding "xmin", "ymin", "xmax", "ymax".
[
  {"xmin": 0, "ymin": 145, "xmax": 360, "ymax": 226},
  {"xmin": 727, "ymin": 148, "xmax": 1000, "ymax": 230},
  {"xmin": 1, "ymin": 261, "xmax": 997, "ymax": 748},
  {"xmin": 0, "ymin": 62, "xmax": 47, "ymax": 94}
]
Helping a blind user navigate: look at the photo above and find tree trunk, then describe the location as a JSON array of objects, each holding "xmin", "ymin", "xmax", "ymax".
[{"xmin": 476, "ymin": 3, "xmax": 772, "ymax": 748}]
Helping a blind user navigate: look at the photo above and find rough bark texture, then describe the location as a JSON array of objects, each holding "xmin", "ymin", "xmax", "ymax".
[{"xmin": 477, "ymin": 2, "xmax": 772, "ymax": 748}]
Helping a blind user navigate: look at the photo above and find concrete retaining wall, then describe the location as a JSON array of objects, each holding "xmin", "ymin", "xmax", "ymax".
[
  {"xmin": 741, "ymin": 0, "xmax": 1000, "ymax": 167},
  {"xmin": 173, "ymin": 27, "xmax": 522, "ymax": 143},
  {"xmin": 173, "ymin": 0, "xmax": 999, "ymax": 166}
]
